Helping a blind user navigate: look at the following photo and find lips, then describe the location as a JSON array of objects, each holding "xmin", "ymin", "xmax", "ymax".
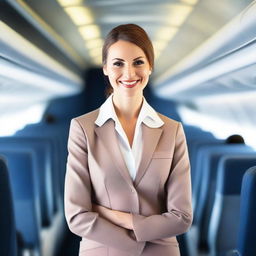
[{"xmin": 119, "ymin": 80, "xmax": 140, "ymax": 88}]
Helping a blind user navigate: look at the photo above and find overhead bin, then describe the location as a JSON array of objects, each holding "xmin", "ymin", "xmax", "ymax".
[
  {"xmin": 0, "ymin": 0, "xmax": 85, "ymax": 97},
  {"xmin": 156, "ymin": 1, "xmax": 256, "ymax": 98}
]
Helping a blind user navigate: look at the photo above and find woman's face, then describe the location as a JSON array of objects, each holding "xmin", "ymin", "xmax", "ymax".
[{"xmin": 103, "ymin": 40, "xmax": 152, "ymax": 97}]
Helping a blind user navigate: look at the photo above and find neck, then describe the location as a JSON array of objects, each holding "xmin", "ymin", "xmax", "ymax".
[{"xmin": 112, "ymin": 93, "xmax": 143, "ymax": 121}]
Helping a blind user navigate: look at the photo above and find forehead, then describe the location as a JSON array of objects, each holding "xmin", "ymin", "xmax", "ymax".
[{"xmin": 107, "ymin": 40, "xmax": 146, "ymax": 60}]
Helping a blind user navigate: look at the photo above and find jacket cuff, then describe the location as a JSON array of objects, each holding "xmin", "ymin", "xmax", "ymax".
[
  {"xmin": 131, "ymin": 213, "xmax": 147, "ymax": 242},
  {"xmin": 128, "ymin": 229, "xmax": 146, "ymax": 254}
]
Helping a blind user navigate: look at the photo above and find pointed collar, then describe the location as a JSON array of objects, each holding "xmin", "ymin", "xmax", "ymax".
[{"xmin": 95, "ymin": 93, "xmax": 164, "ymax": 128}]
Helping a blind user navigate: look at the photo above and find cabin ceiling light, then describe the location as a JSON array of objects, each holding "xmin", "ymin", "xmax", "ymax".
[
  {"xmin": 88, "ymin": 47, "xmax": 102, "ymax": 58},
  {"xmin": 180, "ymin": 0, "xmax": 198, "ymax": 5},
  {"xmin": 154, "ymin": 50, "xmax": 161, "ymax": 60},
  {"xmin": 153, "ymin": 41, "xmax": 169, "ymax": 59},
  {"xmin": 92, "ymin": 55, "xmax": 102, "ymax": 66},
  {"xmin": 79, "ymin": 25, "xmax": 100, "ymax": 40},
  {"xmin": 85, "ymin": 38, "xmax": 103, "ymax": 49},
  {"xmin": 153, "ymin": 41, "xmax": 169, "ymax": 52},
  {"xmin": 57, "ymin": 0, "xmax": 83, "ymax": 7},
  {"xmin": 168, "ymin": 5, "xmax": 193, "ymax": 26},
  {"xmin": 156, "ymin": 27, "xmax": 178, "ymax": 41},
  {"xmin": 154, "ymin": 27, "xmax": 178, "ymax": 58},
  {"xmin": 64, "ymin": 6, "xmax": 93, "ymax": 25}
]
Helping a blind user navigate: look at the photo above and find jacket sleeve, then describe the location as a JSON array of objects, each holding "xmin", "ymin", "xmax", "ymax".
[
  {"xmin": 131, "ymin": 122, "xmax": 193, "ymax": 242},
  {"xmin": 64, "ymin": 118, "xmax": 145, "ymax": 255}
]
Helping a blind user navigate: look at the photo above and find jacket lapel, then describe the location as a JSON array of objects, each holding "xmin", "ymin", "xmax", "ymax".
[
  {"xmin": 94, "ymin": 120, "xmax": 134, "ymax": 187},
  {"xmin": 134, "ymin": 124, "xmax": 163, "ymax": 187}
]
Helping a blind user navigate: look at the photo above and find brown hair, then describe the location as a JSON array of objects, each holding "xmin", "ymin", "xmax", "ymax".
[{"xmin": 102, "ymin": 24, "xmax": 154, "ymax": 96}]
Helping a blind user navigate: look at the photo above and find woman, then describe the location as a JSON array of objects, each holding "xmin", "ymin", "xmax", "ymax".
[{"xmin": 64, "ymin": 24, "xmax": 193, "ymax": 256}]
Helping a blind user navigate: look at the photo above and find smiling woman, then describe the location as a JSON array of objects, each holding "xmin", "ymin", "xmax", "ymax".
[{"xmin": 64, "ymin": 23, "xmax": 193, "ymax": 256}]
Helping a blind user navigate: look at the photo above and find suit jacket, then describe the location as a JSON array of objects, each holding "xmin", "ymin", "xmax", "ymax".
[{"xmin": 64, "ymin": 108, "xmax": 193, "ymax": 256}]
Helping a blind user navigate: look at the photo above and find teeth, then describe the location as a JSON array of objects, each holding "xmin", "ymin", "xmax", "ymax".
[{"xmin": 121, "ymin": 81, "xmax": 137, "ymax": 85}]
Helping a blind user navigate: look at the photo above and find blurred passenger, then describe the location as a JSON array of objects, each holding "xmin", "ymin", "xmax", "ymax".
[
  {"xmin": 225, "ymin": 134, "xmax": 245, "ymax": 144},
  {"xmin": 43, "ymin": 113, "xmax": 57, "ymax": 124}
]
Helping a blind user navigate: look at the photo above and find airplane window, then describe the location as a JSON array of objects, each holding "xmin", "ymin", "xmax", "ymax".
[
  {"xmin": 178, "ymin": 105, "xmax": 256, "ymax": 149},
  {"xmin": 0, "ymin": 103, "xmax": 46, "ymax": 136}
]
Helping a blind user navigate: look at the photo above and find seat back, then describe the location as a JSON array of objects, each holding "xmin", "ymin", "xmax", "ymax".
[
  {"xmin": 197, "ymin": 150, "xmax": 256, "ymax": 249},
  {"xmin": 193, "ymin": 145, "xmax": 253, "ymax": 218},
  {"xmin": 188, "ymin": 139, "xmax": 223, "ymax": 193},
  {"xmin": 237, "ymin": 166, "xmax": 256, "ymax": 256},
  {"xmin": 0, "ymin": 157, "xmax": 17, "ymax": 256},
  {"xmin": 1, "ymin": 151, "xmax": 41, "ymax": 251},
  {"xmin": 15, "ymin": 123, "xmax": 69, "ymax": 196},
  {"xmin": 0, "ymin": 136, "xmax": 57, "ymax": 225},
  {"xmin": 208, "ymin": 156, "xmax": 256, "ymax": 256}
]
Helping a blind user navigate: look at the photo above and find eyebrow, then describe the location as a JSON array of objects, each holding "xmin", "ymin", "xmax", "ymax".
[{"xmin": 112, "ymin": 56, "xmax": 144, "ymax": 61}]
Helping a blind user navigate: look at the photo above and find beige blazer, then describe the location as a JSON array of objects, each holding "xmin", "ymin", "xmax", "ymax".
[{"xmin": 64, "ymin": 108, "xmax": 193, "ymax": 256}]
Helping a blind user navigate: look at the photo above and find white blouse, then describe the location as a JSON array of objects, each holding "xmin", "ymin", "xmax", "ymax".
[{"xmin": 95, "ymin": 94, "xmax": 164, "ymax": 181}]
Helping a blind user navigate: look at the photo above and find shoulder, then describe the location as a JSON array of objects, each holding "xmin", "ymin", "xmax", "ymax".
[
  {"xmin": 71, "ymin": 108, "xmax": 100, "ymax": 129},
  {"xmin": 155, "ymin": 112, "xmax": 186, "ymax": 140},
  {"xmin": 156, "ymin": 112, "xmax": 180, "ymax": 129}
]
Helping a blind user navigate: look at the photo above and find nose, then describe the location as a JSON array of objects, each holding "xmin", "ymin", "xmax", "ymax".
[{"xmin": 123, "ymin": 64, "xmax": 136, "ymax": 79}]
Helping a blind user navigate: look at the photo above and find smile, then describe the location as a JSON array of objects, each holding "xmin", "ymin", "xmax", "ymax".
[{"xmin": 119, "ymin": 80, "xmax": 140, "ymax": 88}]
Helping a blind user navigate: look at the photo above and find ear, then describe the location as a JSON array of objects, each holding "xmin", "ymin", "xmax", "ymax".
[
  {"xmin": 149, "ymin": 69, "xmax": 152, "ymax": 75},
  {"xmin": 103, "ymin": 65, "xmax": 108, "ymax": 76}
]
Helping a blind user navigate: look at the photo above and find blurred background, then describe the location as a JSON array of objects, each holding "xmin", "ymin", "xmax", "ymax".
[{"xmin": 0, "ymin": 0, "xmax": 256, "ymax": 256}]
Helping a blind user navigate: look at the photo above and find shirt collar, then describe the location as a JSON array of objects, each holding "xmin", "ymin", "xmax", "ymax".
[
  {"xmin": 138, "ymin": 97, "xmax": 164, "ymax": 128},
  {"xmin": 94, "ymin": 94, "xmax": 118, "ymax": 127},
  {"xmin": 95, "ymin": 93, "xmax": 164, "ymax": 128}
]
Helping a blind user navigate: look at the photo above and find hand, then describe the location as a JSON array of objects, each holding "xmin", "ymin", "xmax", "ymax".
[{"xmin": 92, "ymin": 203, "xmax": 133, "ymax": 230}]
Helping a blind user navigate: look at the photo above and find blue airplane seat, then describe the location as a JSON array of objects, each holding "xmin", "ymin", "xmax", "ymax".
[
  {"xmin": 208, "ymin": 156, "xmax": 256, "ymax": 256},
  {"xmin": 195, "ymin": 147, "xmax": 255, "ymax": 250},
  {"xmin": 1, "ymin": 151, "xmax": 41, "ymax": 253},
  {"xmin": 16, "ymin": 124, "xmax": 68, "ymax": 200},
  {"xmin": 15, "ymin": 122, "xmax": 70, "ymax": 196},
  {"xmin": 183, "ymin": 124, "xmax": 216, "ymax": 141},
  {"xmin": 0, "ymin": 156, "xmax": 18, "ymax": 256},
  {"xmin": 192, "ymin": 145, "xmax": 253, "ymax": 220},
  {"xmin": 149, "ymin": 96, "xmax": 181, "ymax": 122},
  {"xmin": 0, "ymin": 137, "xmax": 56, "ymax": 226},
  {"xmin": 183, "ymin": 126, "xmax": 216, "ymax": 158},
  {"xmin": 184, "ymin": 145, "xmax": 254, "ymax": 256},
  {"xmin": 183, "ymin": 126, "xmax": 217, "ymax": 162},
  {"xmin": 44, "ymin": 88, "xmax": 87, "ymax": 120},
  {"xmin": 189, "ymin": 138, "xmax": 223, "ymax": 192},
  {"xmin": 0, "ymin": 137, "xmax": 69, "ymax": 255},
  {"xmin": 226, "ymin": 166, "xmax": 256, "ymax": 256}
]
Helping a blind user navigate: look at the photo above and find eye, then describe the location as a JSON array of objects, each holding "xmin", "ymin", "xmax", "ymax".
[
  {"xmin": 113, "ymin": 61, "xmax": 123, "ymax": 67},
  {"xmin": 134, "ymin": 59, "xmax": 144, "ymax": 65}
]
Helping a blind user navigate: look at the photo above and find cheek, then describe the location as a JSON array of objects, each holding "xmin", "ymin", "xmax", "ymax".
[
  {"xmin": 108, "ymin": 68, "xmax": 122, "ymax": 79},
  {"xmin": 139, "ymin": 69, "xmax": 150, "ymax": 79},
  {"xmin": 139, "ymin": 71, "xmax": 150, "ymax": 88}
]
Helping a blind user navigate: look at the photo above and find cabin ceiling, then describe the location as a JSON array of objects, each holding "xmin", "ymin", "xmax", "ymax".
[
  {"xmin": 0, "ymin": 0, "xmax": 255, "ymax": 139},
  {"xmin": 13, "ymin": 0, "xmax": 253, "ymax": 81},
  {"xmin": 0, "ymin": 0, "xmax": 255, "ymax": 110}
]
